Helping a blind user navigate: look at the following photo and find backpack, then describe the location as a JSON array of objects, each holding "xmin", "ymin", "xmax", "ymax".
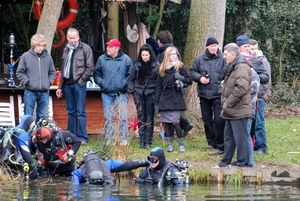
[{"xmin": 0, "ymin": 128, "xmax": 24, "ymax": 166}]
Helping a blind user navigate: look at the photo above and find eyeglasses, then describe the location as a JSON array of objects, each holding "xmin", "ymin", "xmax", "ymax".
[{"xmin": 147, "ymin": 156, "xmax": 159, "ymax": 163}]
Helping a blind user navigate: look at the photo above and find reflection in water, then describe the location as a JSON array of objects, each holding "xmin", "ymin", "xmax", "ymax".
[{"xmin": 1, "ymin": 178, "xmax": 300, "ymax": 200}]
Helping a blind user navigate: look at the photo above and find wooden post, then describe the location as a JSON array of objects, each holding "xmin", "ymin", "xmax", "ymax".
[
  {"xmin": 256, "ymin": 171, "xmax": 262, "ymax": 184},
  {"xmin": 217, "ymin": 169, "xmax": 224, "ymax": 184}
]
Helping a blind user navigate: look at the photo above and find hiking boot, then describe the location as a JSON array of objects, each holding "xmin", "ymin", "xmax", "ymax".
[
  {"xmin": 144, "ymin": 143, "xmax": 151, "ymax": 149},
  {"xmin": 212, "ymin": 164, "xmax": 231, "ymax": 169},
  {"xmin": 254, "ymin": 149, "xmax": 265, "ymax": 154},
  {"xmin": 178, "ymin": 138, "xmax": 185, "ymax": 152},
  {"xmin": 209, "ymin": 149, "xmax": 224, "ymax": 155},
  {"xmin": 140, "ymin": 142, "xmax": 145, "ymax": 149},
  {"xmin": 166, "ymin": 137, "xmax": 174, "ymax": 152}
]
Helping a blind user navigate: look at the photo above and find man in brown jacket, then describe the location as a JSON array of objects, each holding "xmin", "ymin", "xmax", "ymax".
[
  {"xmin": 56, "ymin": 28, "xmax": 94, "ymax": 145},
  {"xmin": 214, "ymin": 43, "xmax": 252, "ymax": 168}
]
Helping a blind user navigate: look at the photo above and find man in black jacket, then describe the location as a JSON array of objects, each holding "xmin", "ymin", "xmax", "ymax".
[{"xmin": 190, "ymin": 37, "xmax": 227, "ymax": 155}]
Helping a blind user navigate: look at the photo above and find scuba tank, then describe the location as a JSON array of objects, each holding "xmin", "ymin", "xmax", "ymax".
[
  {"xmin": 82, "ymin": 151, "xmax": 105, "ymax": 184},
  {"xmin": 174, "ymin": 159, "xmax": 189, "ymax": 184},
  {"xmin": 159, "ymin": 159, "xmax": 190, "ymax": 186}
]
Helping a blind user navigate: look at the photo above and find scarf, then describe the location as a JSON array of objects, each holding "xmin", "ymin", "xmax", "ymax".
[
  {"xmin": 205, "ymin": 49, "xmax": 217, "ymax": 59},
  {"xmin": 63, "ymin": 44, "xmax": 76, "ymax": 79},
  {"xmin": 137, "ymin": 61, "xmax": 152, "ymax": 85}
]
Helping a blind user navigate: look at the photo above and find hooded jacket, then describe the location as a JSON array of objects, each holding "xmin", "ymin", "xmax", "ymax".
[
  {"xmin": 17, "ymin": 49, "xmax": 56, "ymax": 92},
  {"xmin": 127, "ymin": 44, "xmax": 159, "ymax": 96},
  {"xmin": 251, "ymin": 56, "xmax": 269, "ymax": 84},
  {"xmin": 257, "ymin": 54, "xmax": 271, "ymax": 99},
  {"xmin": 220, "ymin": 54, "xmax": 252, "ymax": 119}
]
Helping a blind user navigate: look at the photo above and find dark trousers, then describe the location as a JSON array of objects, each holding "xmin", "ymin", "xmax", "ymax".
[
  {"xmin": 167, "ymin": 115, "xmax": 190, "ymax": 138},
  {"xmin": 200, "ymin": 97, "xmax": 224, "ymax": 150},
  {"xmin": 133, "ymin": 93, "xmax": 155, "ymax": 145},
  {"xmin": 219, "ymin": 118, "xmax": 249, "ymax": 166}
]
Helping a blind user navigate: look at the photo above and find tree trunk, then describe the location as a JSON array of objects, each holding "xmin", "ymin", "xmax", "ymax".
[
  {"xmin": 183, "ymin": 0, "xmax": 226, "ymax": 116},
  {"xmin": 36, "ymin": 0, "xmax": 64, "ymax": 54},
  {"xmin": 107, "ymin": 2, "xmax": 119, "ymax": 39},
  {"xmin": 153, "ymin": 0, "xmax": 165, "ymax": 38}
]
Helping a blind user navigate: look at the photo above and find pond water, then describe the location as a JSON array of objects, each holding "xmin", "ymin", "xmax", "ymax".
[{"xmin": 2, "ymin": 178, "xmax": 300, "ymax": 201}]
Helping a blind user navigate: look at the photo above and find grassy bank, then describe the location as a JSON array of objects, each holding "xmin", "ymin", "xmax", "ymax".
[{"xmin": 78, "ymin": 116, "xmax": 300, "ymax": 182}]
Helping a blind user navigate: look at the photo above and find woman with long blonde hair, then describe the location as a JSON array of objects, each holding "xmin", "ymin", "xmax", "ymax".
[{"xmin": 155, "ymin": 47, "xmax": 192, "ymax": 152}]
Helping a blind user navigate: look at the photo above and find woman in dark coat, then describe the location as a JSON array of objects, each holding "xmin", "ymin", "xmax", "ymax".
[
  {"xmin": 127, "ymin": 44, "xmax": 159, "ymax": 149},
  {"xmin": 155, "ymin": 47, "xmax": 192, "ymax": 152}
]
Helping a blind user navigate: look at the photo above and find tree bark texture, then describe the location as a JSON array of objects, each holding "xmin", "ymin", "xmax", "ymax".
[
  {"xmin": 36, "ymin": 0, "xmax": 64, "ymax": 54},
  {"xmin": 107, "ymin": 2, "xmax": 119, "ymax": 40},
  {"xmin": 183, "ymin": 0, "xmax": 226, "ymax": 115}
]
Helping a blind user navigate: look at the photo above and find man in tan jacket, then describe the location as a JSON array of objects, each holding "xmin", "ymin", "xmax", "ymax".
[{"xmin": 214, "ymin": 43, "xmax": 252, "ymax": 168}]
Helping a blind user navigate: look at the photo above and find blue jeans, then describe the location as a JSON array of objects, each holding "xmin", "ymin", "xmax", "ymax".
[
  {"xmin": 24, "ymin": 90, "xmax": 49, "ymax": 121},
  {"xmin": 247, "ymin": 118, "xmax": 254, "ymax": 166},
  {"xmin": 255, "ymin": 99, "xmax": 267, "ymax": 152},
  {"xmin": 102, "ymin": 93, "xmax": 128, "ymax": 141},
  {"xmin": 64, "ymin": 83, "xmax": 88, "ymax": 142}
]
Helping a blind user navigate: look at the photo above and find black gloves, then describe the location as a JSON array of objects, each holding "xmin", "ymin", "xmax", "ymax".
[{"xmin": 174, "ymin": 72, "xmax": 184, "ymax": 81}]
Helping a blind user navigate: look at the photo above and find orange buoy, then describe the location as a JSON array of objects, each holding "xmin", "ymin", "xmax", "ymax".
[
  {"xmin": 52, "ymin": 29, "xmax": 66, "ymax": 49},
  {"xmin": 34, "ymin": 0, "xmax": 79, "ymax": 30}
]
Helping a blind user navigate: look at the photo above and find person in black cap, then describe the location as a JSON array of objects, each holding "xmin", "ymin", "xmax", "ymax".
[
  {"xmin": 0, "ymin": 115, "xmax": 38, "ymax": 180},
  {"xmin": 135, "ymin": 147, "xmax": 188, "ymax": 186},
  {"xmin": 190, "ymin": 36, "xmax": 227, "ymax": 155}
]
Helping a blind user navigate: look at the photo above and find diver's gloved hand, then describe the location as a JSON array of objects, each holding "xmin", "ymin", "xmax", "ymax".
[
  {"xmin": 135, "ymin": 177, "xmax": 145, "ymax": 184},
  {"xmin": 29, "ymin": 167, "xmax": 38, "ymax": 180}
]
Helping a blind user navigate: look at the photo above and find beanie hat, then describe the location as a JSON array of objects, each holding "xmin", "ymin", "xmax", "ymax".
[
  {"xmin": 206, "ymin": 37, "xmax": 219, "ymax": 46},
  {"xmin": 236, "ymin": 35, "xmax": 250, "ymax": 46},
  {"xmin": 16, "ymin": 115, "xmax": 36, "ymax": 134},
  {"xmin": 149, "ymin": 147, "xmax": 166, "ymax": 169}
]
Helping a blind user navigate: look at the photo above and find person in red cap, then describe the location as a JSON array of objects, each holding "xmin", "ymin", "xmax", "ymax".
[{"xmin": 93, "ymin": 38, "xmax": 133, "ymax": 146}]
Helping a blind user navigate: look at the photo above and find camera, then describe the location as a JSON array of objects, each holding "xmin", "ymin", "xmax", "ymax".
[{"xmin": 175, "ymin": 80, "xmax": 184, "ymax": 90}]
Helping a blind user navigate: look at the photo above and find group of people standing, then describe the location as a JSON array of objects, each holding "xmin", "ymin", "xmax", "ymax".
[
  {"xmin": 11, "ymin": 25, "xmax": 271, "ymax": 180},
  {"xmin": 92, "ymin": 29, "xmax": 194, "ymax": 151},
  {"xmin": 2, "ymin": 27, "xmax": 192, "ymax": 187},
  {"xmin": 193, "ymin": 35, "xmax": 270, "ymax": 168}
]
